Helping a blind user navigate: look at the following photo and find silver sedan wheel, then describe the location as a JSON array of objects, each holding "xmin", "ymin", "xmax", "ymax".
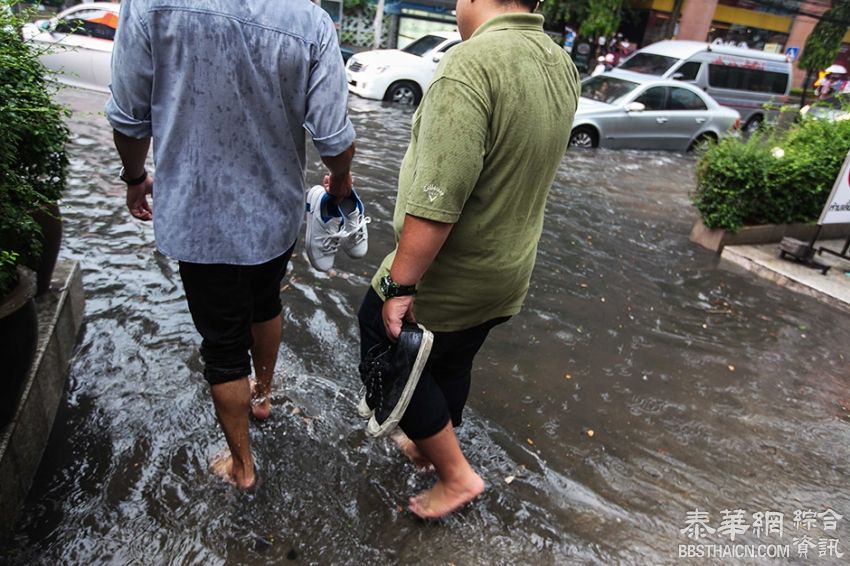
[{"xmin": 570, "ymin": 130, "xmax": 595, "ymax": 148}]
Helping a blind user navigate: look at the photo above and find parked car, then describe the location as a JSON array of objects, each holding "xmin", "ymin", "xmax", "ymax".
[
  {"xmin": 23, "ymin": 3, "xmax": 357, "ymax": 94},
  {"xmin": 570, "ymin": 71, "xmax": 740, "ymax": 151},
  {"xmin": 345, "ymin": 31, "xmax": 461, "ymax": 105},
  {"xmin": 616, "ymin": 40, "xmax": 791, "ymax": 133},
  {"xmin": 22, "ymin": 2, "xmax": 119, "ymax": 93}
]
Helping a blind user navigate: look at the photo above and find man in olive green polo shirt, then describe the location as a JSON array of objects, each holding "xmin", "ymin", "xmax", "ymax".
[{"xmin": 357, "ymin": 0, "xmax": 580, "ymax": 518}]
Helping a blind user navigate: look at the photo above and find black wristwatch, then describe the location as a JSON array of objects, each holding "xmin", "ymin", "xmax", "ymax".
[
  {"xmin": 380, "ymin": 274, "xmax": 417, "ymax": 298},
  {"xmin": 120, "ymin": 167, "xmax": 148, "ymax": 186}
]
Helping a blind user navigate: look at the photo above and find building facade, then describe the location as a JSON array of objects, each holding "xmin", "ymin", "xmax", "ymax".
[{"xmin": 628, "ymin": 0, "xmax": 849, "ymax": 87}]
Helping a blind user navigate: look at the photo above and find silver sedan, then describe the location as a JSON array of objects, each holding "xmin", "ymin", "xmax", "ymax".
[{"xmin": 570, "ymin": 71, "xmax": 741, "ymax": 151}]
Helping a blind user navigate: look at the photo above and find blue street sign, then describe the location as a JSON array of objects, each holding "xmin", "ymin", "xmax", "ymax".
[{"xmin": 785, "ymin": 46, "xmax": 800, "ymax": 61}]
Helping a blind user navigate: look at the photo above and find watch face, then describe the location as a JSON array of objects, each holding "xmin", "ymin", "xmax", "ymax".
[{"xmin": 380, "ymin": 275, "xmax": 391, "ymax": 296}]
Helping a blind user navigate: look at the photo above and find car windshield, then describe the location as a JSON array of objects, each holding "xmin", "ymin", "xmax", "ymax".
[
  {"xmin": 581, "ymin": 76, "xmax": 640, "ymax": 104},
  {"xmin": 402, "ymin": 35, "xmax": 444, "ymax": 57},
  {"xmin": 619, "ymin": 53, "xmax": 678, "ymax": 76}
]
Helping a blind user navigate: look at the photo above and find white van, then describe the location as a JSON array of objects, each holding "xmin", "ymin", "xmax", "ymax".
[{"xmin": 616, "ymin": 40, "xmax": 792, "ymax": 132}]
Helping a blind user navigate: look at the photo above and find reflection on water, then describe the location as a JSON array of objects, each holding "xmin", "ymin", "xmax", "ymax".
[{"xmin": 3, "ymin": 89, "xmax": 849, "ymax": 565}]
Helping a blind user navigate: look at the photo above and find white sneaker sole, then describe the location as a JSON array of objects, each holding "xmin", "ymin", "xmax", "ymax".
[
  {"xmin": 366, "ymin": 325, "xmax": 434, "ymax": 438},
  {"xmin": 357, "ymin": 396, "xmax": 373, "ymax": 419},
  {"xmin": 304, "ymin": 186, "xmax": 331, "ymax": 271}
]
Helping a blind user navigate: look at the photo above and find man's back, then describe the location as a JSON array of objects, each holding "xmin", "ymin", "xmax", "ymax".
[
  {"xmin": 379, "ymin": 13, "xmax": 580, "ymax": 331},
  {"xmin": 107, "ymin": 0, "xmax": 353, "ymax": 265}
]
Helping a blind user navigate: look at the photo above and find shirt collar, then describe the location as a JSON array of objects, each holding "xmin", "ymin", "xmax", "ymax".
[{"xmin": 471, "ymin": 13, "xmax": 545, "ymax": 39}]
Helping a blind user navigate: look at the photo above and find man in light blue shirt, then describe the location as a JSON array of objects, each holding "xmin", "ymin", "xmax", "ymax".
[{"xmin": 107, "ymin": 0, "xmax": 355, "ymax": 489}]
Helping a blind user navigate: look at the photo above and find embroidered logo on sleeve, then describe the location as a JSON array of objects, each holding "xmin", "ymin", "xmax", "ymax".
[{"xmin": 423, "ymin": 184, "xmax": 444, "ymax": 203}]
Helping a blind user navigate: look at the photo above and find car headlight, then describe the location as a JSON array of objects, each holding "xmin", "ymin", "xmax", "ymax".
[{"xmin": 354, "ymin": 64, "xmax": 388, "ymax": 74}]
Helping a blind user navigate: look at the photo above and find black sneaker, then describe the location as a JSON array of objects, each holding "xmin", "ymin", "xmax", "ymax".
[{"xmin": 360, "ymin": 322, "xmax": 433, "ymax": 438}]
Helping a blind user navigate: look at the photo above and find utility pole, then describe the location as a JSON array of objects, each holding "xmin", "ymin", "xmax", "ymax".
[
  {"xmin": 374, "ymin": 0, "xmax": 385, "ymax": 49},
  {"xmin": 663, "ymin": 0, "xmax": 685, "ymax": 39}
]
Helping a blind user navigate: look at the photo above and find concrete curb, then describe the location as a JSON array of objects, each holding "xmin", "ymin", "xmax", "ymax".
[
  {"xmin": 690, "ymin": 218, "xmax": 850, "ymax": 254},
  {"xmin": 0, "ymin": 260, "xmax": 84, "ymax": 539},
  {"xmin": 721, "ymin": 243, "xmax": 850, "ymax": 314}
]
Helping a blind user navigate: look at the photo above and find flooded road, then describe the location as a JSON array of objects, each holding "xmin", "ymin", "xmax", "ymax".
[{"xmin": 3, "ymin": 88, "xmax": 849, "ymax": 565}]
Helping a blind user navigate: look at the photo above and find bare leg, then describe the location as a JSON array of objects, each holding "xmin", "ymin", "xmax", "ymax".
[
  {"xmin": 250, "ymin": 314, "xmax": 281, "ymax": 420},
  {"xmin": 391, "ymin": 430, "xmax": 434, "ymax": 471},
  {"xmin": 209, "ymin": 377, "xmax": 255, "ymax": 489},
  {"xmin": 408, "ymin": 422, "xmax": 485, "ymax": 519}
]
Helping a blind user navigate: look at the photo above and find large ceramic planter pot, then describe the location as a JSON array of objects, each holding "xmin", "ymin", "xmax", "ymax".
[
  {"xmin": 32, "ymin": 202, "xmax": 62, "ymax": 297},
  {"xmin": 0, "ymin": 267, "xmax": 38, "ymax": 428}
]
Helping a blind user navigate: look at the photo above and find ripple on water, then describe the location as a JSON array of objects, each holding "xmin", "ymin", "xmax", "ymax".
[{"xmin": 3, "ymin": 88, "xmax": 850, "ymax": 565}]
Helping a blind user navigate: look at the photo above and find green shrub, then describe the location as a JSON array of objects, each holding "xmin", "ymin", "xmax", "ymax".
[
  {"xmin": 0, "ymin": 2, "xmax": 69, "ymax": 298},
  {"xmin": 692, "ymin": 116, "xmax": 850, "ymax": 231}
]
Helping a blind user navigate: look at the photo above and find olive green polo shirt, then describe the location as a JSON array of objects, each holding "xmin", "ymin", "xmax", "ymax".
[{"xmin": 371, "ymin": 13, "xmax": 580, "ymax": 332}]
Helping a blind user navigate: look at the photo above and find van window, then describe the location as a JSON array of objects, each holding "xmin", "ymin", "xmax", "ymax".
[
  {"xmin": 667, "ymin": 87, "xmax": 707, "ymax": 110},
  {"xmin": 619, "ymin": 53, "xmax": 678, "ymax": 76},
  {"xmin": 708, "ymin": 64, "xmax": 788, "ymax": 94},
  {"xmin": 673, "ymin": 62, "xmax": 701, "ymax": 81}
]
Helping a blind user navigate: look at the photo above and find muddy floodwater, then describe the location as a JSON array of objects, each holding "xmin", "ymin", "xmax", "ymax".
[{"xmin": 3, "ymin": 89, "xmax": 849, "ymax": 565}]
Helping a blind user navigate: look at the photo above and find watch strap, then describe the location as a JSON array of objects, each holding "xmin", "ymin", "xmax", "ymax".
[
  {"xmin": 120, "ymin": 167, "xmax": 148, "ymax": 186},
  {"xmin": 381, "ymin": 274, "xmax": 417, "ymax": 298}
]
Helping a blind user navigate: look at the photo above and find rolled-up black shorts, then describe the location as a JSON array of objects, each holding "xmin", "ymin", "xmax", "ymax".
[
  {"xmin": 358, "ymin": 287, "xmax": 509, "ymax": 440},
  {"xmin": 178, "ymin": 243, "xmax": 294, "ymax": 385}
]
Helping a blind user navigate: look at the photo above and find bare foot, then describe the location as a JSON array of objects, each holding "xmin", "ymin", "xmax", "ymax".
[
  {"xmin": 391, "ymin": 431, "xmax": 434, "ymax": 471},
  {"xmin": 210, "ymin": 451, "xmax": 255, "ymax": 489},
  {"xmin": 408, "ymin": 473, "xmax": 485, "ymax": 519},
  {"xmin": 249, "ymin": 379, "xmax": 271, "ymax": 421}
]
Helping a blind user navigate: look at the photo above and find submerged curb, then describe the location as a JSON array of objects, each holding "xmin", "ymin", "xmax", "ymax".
[
  {"xmin": 690, "ymin": 218, "xmax": 850, "ymax": 254},
  {"xmin": 721, "ymin": 242, "xmax": 850, "ymax": 314},
  {"xmin": 0, "ymin": 260, "xmax": 85, "ymax": 539}
]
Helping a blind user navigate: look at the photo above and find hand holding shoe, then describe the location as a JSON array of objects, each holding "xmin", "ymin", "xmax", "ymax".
[
  {"xmin": 324, "ymin": 171, "xmax": 352, "ymax": 203},
  {"xmin": 383, "ymin": 296, "xmax": 415, "ymax": 342}
]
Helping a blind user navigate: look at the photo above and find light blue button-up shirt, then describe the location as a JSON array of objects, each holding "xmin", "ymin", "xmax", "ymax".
[{"xmin": 106, "ymin": 0, "xmax": 355, "ymax": 265}]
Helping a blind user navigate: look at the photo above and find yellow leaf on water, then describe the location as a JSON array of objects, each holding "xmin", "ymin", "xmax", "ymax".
[
  {"xmin": 504, "ymin": 475, "xmax": 515, "ymax": 484},
  {"xmin": 527, "ymin": 438, "xmax": 535, "ymax": 446},
  {"xmin": 586, "ymin": 429, "xmax": 595, "ymax": 438},
  {"xmin": 728, "ymin": 365, "xmax": 736, "ymax": 372}
]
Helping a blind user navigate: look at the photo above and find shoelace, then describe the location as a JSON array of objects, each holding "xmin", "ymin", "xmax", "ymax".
[
  {"xmin": 343, "ymin": 215, "xmax": 371, "ymax": 244},
  {"xmin": 317, "ymin": 228, "xmax": 349, "ymax": 253},
  {"xmin": 364, "ymin": 345, "xmax": 391, "ymax": 411}
]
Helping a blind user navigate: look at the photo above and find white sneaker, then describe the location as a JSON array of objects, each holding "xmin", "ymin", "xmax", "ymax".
[
  {"xmin": 305, "ymin": 185, "xmax": 346, "ymax": 272},
  {"xmin": 339, "ymin": 189, "xmax": 370, "ymax": 259}
]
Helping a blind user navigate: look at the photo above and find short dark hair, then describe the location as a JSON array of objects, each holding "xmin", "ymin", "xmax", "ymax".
[{"xmin": 500, "ymin": 0, "xmax": 539, "ymax": 13}]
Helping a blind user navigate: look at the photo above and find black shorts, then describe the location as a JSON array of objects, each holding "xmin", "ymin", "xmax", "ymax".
[{"xmin": 178, "ymin": 244, "xmax": 294, "ymax": 385}]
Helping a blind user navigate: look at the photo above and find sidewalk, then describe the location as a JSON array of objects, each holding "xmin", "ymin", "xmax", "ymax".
[{"xmin": 721, "ymin": 239, "xmax": 850, "ymax": 313}]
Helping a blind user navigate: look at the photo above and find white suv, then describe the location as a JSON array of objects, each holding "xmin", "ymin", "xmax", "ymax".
[{"xmin": 345, "ymin": 31, "xmax": 461, "ymax": 105}]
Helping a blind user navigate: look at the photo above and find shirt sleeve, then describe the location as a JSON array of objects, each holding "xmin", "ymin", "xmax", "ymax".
[
  {"xmin": 105, "ymin": 0, "xmax": 153, "ymax": 139},
  {"xmin": 304, "ymin": 14, "xmax": 355, "ymax": 157},
  {"xmin": 404, "ymin": 76, "xmax": 489, "ymax": 224}
]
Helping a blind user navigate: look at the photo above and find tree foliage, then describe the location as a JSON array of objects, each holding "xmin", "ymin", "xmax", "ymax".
[
  {"xmin": 578, "ymin": 0, "xmax": 623, "ymax": 40},
  {"xmin": 798, "ymin": 0, "xmax": 850, "ymax": 73},
  {"xmin": 539, "ymin": 0, "xmax": 591, "ymax": 29},
  {"xmin": 0, "ymin": 3, "xmax": 69, "ymax": 297}
]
